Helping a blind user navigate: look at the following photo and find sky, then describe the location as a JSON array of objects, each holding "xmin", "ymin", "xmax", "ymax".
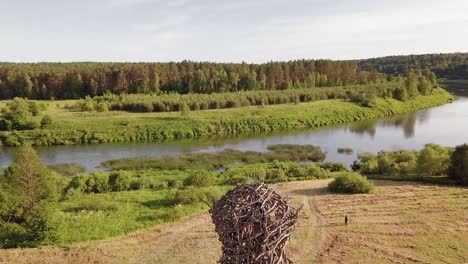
[{"xmin": 0, "ymin": 0, "xmax": 467, "ymax": 63}]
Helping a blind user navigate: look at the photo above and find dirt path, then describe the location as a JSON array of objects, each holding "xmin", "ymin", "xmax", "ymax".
[{"xmin": 0, "ymin": 180, "xmax": 331, "ymax": 264}]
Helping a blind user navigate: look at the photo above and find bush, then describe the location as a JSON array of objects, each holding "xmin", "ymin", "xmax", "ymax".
[
  {"xmin": 96, "ymin": 102, "xmax": 109, "ymax": 112},
  {"xmin": 23, "ymin": 203, "xmax": 61, "ymax": 245},
  {"xmin": 328, "ymin": 172, "xmax": 374, "ymax": 194},
  {"xmin": 69, "ymin": 172, "xmax": 110, "ymax": 193},
  {"xmin": 305, "ymin": 164, "xmax": 331, "ymax": 179},
  {"xmin": 265, "ymin": 168, "xmax": 287, "ymax": 183},
  {"xmin": 180, "ymin": 102, "xmax": 190, "ymax": 116},
  {"xmin": 184, "ymin": 170, "xmax": 217, "ymax": 187},
  {"xmin": 221, "ymin": 165, "xmax": 267, "ymax": 185},
  {"xmin": 417, "ymin": 144, "xmax": 451, "ymax": 176},
  {"xmin": 353, "ymin": 151, "xmax": 418, "ymax": 176},
  {"xmin": 173, "ymin": 187, "xmax": 224, "ymax": 205},
  {"xmin": 40, "ymin": 115, "xmax": 53, "ymax": 128},
  {"xmin": 318, "ymin": 162, "xmax": 348, "ymax": 172},
  {"xmin": 448, "ymin": 144, "xmax": 468, "ymax": 185},
  {"xmin": 109, "ymin": 171, "xmax": 134, "ymax": 191}
]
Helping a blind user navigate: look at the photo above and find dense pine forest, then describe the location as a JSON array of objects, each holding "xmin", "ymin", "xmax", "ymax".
[
  {"xmin": 1, "ymin": 52, "xmax": 466, "ymax": 101},
  {"xmin": 0, "ymin": 60, "xmax": 387, "ymax": 99}
]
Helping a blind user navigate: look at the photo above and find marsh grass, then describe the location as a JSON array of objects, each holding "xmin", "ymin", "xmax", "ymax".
[
  {"xmin": 102, "ymin": 145, "xmax": 326, "ymax": 171},
  {"xmin": 47, "ymin": 163, "xmax": 86, "ymax": 177}
]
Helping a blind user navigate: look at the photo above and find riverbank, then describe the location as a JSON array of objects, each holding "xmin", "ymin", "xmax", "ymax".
[{"xmin": 0, "ymin": 88, "xmax": 453, "ymax": 146}]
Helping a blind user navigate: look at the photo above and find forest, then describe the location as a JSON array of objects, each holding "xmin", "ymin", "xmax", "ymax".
[
  {"xmin": 357, "ymin": 52, "xmax": 468, "ymax": 79},
  {"xmin": 0, "ymin": 60, "xmax": 388, "ymax": 99}
]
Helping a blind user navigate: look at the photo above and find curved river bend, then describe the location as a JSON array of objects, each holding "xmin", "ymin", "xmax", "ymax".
[{"xmin": 1, "ymin": 89, "xmax": 468, "ymax": 172}]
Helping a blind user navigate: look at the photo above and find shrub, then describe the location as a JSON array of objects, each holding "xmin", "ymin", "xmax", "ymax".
[
  {"xmin": 328, "ymin": 172, "xmax": 374, "ymax": 194},
  {"xmin": 318, "ymin": 162, "xmax": 348, "ymax": 172},
  {"xmin": 417, "ymin": 144, "xmax": 452, "ymax": 176},
  {"xmin": 221, "ymin": 165, "xmax": 267, "ymax": 185},
  {"xmin": 0, "ymin": 98, "xmax": 43, "ymax": 131},
  {"xmin": 23, "ymin": 203, "xmax": 61, "ymax": 245},
  {"xmin": 305, "ymin": 164, "xmax": 331, "ymax": 179},
  {"xmin": 109, "ymin": 171, "xmax": 134, "ymax": 191},
  {"xmin": 184, "ymin": 170, "xmax": 217, "ymax": 187},
  {"xmin": 448, "ymin": 144, "xmax": 468, "ymax": 185},
  {"xmin": 40, "ymin": 115, "xmax": 53, "ymax": 128},
  {"xmin": 180, "ymin": 102, "xmax": 190, "ymax": 116},
  {"xmin": 96, "ymin": 102, "xmax": 109, "ymax": 112},
  {"xmin": 265, "ymin": 168, "xmax": 287, "ymax": 183},
  {"xmin": 173, "ymin": 187, "xmax": 224, "ymax": 205},
  {"xmin": 69, "ymin": 172, "xmax": 110, "ymax": 193}
]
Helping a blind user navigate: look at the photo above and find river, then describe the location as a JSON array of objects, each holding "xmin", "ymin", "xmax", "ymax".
[{"xmin": 1, "ymin": 88, "xmax": 468, "ymax": 172}]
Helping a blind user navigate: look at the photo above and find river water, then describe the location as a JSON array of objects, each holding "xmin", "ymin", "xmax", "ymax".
[{"xmin": 1, "ymin": 88, "xmax": 468, "ymax": 172}]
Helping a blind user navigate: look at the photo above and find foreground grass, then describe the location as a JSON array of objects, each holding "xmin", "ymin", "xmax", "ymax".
[
  {"xmin": 1, "ymin": 180, "xmax": 466, "ymax": 264},
  {"xmin": 0, "ymin": 88, "xmax": 453, "ymax": 146},
  {"xmin": 57, "ymin": 186, "xmax": 231, "ymax": 244}
]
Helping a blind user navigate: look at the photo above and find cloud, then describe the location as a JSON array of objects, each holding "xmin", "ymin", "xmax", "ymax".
[{"xmin": 1, "ymin": 0, "xmax": 467, "ymax": 62}]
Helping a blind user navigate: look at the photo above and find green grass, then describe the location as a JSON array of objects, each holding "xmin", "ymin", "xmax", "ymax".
[
  {"xmin": 56, "ymin": 186, "xmax": 231, "ymax": 244},
  {"xmin": 0, "ymin": 88, "xmax": 453, "ymax": 146}
]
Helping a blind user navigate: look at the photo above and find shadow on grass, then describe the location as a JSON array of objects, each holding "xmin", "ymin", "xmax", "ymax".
[
  {"xmin": 289, "ymin": 186, "xmax": 329, "ymax": 196},
  {"xmin": 142, "ymin": 199, "xmax": 174, "ymax": 209},
  {"xmin": 139, "ymin": 116, "xmax": 183, "ymax": 121},
  {"xmin": 368, "ymin": 175, "xmax": 457, "ymax": 186}
]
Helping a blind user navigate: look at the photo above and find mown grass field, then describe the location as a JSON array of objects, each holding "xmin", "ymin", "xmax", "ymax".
[
  {"xmin": 0, "ymin": 88, "xmax": 453, "ymax": 146},
  {"xmin": 1, "ymin": 180, "xmax": 466, "ymax": 264}
]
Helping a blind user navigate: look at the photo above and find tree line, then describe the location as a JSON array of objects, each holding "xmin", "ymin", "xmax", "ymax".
[
  {"xmin": 73, "ymin": 70, "xmax": 437, "ymax": 113},
  {"xmin": 357, "ymin": 52, "xmax": 468, "ymax": 79},
  {"xmin": 0, "ymin": 60, "xmax": 387, "ymax": 99}
]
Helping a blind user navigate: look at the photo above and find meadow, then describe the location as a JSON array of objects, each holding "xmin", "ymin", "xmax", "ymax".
[
  {"xmin": 0, "ymin": 88, "xmax": 453, "ymax": 146},
  {"xmin": 1, "ymin": 180, "xmax": 466, "ymax": 264}
]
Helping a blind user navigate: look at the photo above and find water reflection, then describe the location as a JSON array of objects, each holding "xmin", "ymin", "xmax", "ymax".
[
  {"xmin": 347, "ymin": 111, "xmax": 423, "ymax": 139},
  {"xmin": 0, "ymin": 92, "xmax": 467, "ymax": 172}
]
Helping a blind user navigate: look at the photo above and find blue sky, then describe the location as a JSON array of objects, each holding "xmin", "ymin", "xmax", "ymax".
[{"xmin": 1, "ymin": 0, "xmax": 467, "ymax": 62}]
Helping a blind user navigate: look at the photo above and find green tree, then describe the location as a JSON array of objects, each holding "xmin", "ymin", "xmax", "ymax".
[
  {"xmin": 393, "ymin": 87, "xmax": 408, "ymax": 102},
  {"xmin": 448, "ymin": 144, "xmax": 468, "ymax": 185},
  {"xmin": 9, "ymin": 145, "xmax": 58, "ymax": 209},
  {"xmin": 417, "ymin": 144, "xmax": 451, "ymax": 176},
  {"xmin": 14, "ymin": 74, "xmax": 33, "ymax": 98},
  {"xmin": 0, "ymin": 145, "xmax": 59, "ymax": 247},
  {"xmin": 417, "ymin": 76, "xmax": 432, "ymax": 95},
  {"xmin": 405, "ymin": 73, "xmax": 419, "ymax": 98}
]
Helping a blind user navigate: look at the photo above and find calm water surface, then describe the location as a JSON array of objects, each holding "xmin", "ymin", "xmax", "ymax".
[{"xmin": 1, "ymin": 89, "xmax": 468, "ymax": 171}]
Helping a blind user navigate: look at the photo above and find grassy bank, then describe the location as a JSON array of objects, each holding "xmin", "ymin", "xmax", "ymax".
[{"xmin": 0, "ymin": 88, "xmax": 453, "ymax": 146}]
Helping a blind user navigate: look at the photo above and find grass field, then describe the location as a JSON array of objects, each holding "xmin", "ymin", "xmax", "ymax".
[
  {"xmin": 0, "ymin": 88, "xmax": 453, "ymax": 146},
  {"xmin": 1, "ymin": 180, "xmax": 466, "ymax": 264}
]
